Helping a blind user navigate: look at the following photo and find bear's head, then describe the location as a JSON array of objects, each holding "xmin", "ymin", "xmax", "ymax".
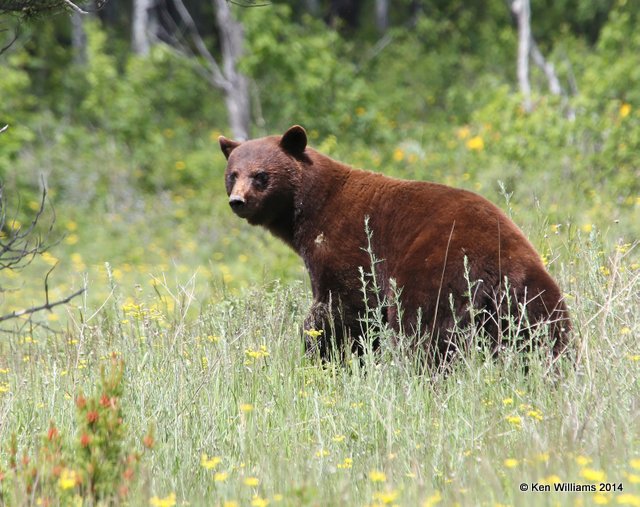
[{"xmin": 218, "ymin": 125, "xmax": 307, "ymax": 229}]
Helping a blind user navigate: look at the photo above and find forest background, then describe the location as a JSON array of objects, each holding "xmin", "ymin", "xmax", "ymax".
[{"xmin": 0, "ymin": 0, "xmax": 639, "ymax": 505}]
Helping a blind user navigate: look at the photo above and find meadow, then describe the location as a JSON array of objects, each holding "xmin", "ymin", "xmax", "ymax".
[
  {"xmin": 1, "ymin": 116, "xmax": 639, "ymax": 505},
  {"xmin": 1, "ymin": 2, "xmax": 640, "ymax": 505}
]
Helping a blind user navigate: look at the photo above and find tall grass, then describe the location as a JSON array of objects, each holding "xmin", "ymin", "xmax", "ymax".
[{"xmin": 1, "ymin": 227, "xmax": 638, "ymax": 506}]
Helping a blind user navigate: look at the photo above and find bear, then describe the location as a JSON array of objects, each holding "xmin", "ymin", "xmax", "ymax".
[{"xmin": 219, "ymin": 125, "xmax": 572, "ymax": 365}]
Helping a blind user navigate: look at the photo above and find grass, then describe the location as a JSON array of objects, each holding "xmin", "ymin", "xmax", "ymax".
[
  {"xmin": 1, "ymin": 220, "xmax": 639, "ymax": 505},
  {"xmin": 1, "ymin": 110, "xmax": 639, "ymax": 504}
]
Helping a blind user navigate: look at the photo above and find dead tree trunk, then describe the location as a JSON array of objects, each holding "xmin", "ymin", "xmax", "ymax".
[
  {"xmin": 512, "ymin": 0, "xmax": 532, "ymax": 112},
  {"xmin": 133, "ymin": 0, "xmax": 156, "ymax": 55},
  {"xmin": 213, "ymin": 0, "xmax": 250, "ymax": 140},
  {"xmin": 511, "ymin": 0, "xmax": 569, "ymax": 114},
  {"xmin": 170, "ymin": 0, "xmax": 251, "ymax": 140},
  {"xmin": 71, "ymin": 11, "xmax": 87, "ymax": 64},
  {"xmin": 375, "ymin": 0, "xmax": 388, "ymax": 33}
]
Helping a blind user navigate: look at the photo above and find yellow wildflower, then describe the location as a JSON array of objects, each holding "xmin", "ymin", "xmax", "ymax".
[
  {"xmin": 581, "ymin": 468, "xmax": 606, "ymax": 482},
  {"xmin": 540, "ymin": 475, "xmax": 561, "ymax": 485},
  {"xmin": 616, "ymin": 493, "xmax": 640, "ymax": 506},
  {"xmin": 214, "ymin": 472, "xmax": 229, "ymax": 482},
  {"xmin": 506, "ymin": 415, "xmax": 521, "ymax": 426},
  {"xmin": 369, "ymin": 470, "xmax": 386, "ymax": 482},
  {"xmin": 58, "ymin": 468, "xmax": 77, "ymax": 490},
  {"xmin": 593, "ymin": 493, "xmax": 611, "ymax": 505},
  {"xmin": 576, "ymin": 455, "xmax": 592, "ymax": 466},
  {"xmin": 423, "ymin": 491, "xmax": 442, "ymax": 507},
  {"xmin": 251, "ymin": 495, "xmax": 269, "ymax": 507},
  {"xmin": 245, "ymin": 346, "xmax": 270, "ymax": 359},
  {"xmin": 303, "ymin": 329, "xmax": 323, "ymax": 339},
  {"xmin": 527, "ymin": 409, "xmax": 544, "ymax": 421},
  {"xmin": 373, "ymin": 490, "xmax": 400, "ymax": 504},
  {"xmin": 630, "ymin": 458, "xmax": 640, "ymax": 470},
  {"xmin": 504, "ymin": 458, "xmax": 519, "ymax": 468},
  {"xmin": 620, "ymin": 103, "xmax": 632, "ymax": 119},
  {"xmin": 624, "ymin": 472, "xmax": 640, "ymax": 484},
  {"xmin": 337, "ymin": 457, "xmax": 353, "ymax": 469},
  {"xmin": 149, "ymin": 493, "xmax": 177, "ymax": 507},
  {"xmin": 244, "ymin": 477, "xmax": 260, "ymax": 487},
  {"xmin": 200, "ymin": 454, "xmax": 222, "ymax": 470},
  {"xmin": 466, "ymin": 136, "xmax": 484, "ymax": 151}
]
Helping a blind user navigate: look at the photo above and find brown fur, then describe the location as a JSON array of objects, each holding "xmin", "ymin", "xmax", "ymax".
[{"xmin": 219, "ymin": 125, "xmax": 572, "ymax": 364}]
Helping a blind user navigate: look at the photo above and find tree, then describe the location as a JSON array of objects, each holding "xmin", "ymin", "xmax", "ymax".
[
  {"xmin": 375, "ymin": 0, "xmax": 388, "ymax": 34},
  {"xmin": 132, "ymin": 0, "xmax": 154, "ymax": 56},
  {"xmin": 511, "ymin": 0, "xmax": 567, "ymax": 113},
  {"xmin": 169, "ymin": 0, "xmax": 250, "ymax": 140}
]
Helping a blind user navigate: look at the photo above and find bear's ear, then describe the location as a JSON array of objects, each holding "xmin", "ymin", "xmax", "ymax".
[
  {"xmin": 218, "ymin": 136, "xmax": 240, "ymax": 160},
  {"xmin": 280, "ymin": 125, "xmax": 307, "ymax": 157}
]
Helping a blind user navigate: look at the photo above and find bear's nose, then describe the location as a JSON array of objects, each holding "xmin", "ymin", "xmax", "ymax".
[{"xmin": 229, "ymin": 195, "xmax": 246, "ymax": 211}]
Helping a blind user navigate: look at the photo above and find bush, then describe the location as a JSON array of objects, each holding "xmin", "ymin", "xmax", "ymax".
[{"xmin": 0, "ymin": 358, "xmax": 153, "ymax": 504}]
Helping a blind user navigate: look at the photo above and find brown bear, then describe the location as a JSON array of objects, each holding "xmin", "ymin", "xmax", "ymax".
[{"xmin": 219, "ymin": 125, "xmax": 571, "ymax": 364}]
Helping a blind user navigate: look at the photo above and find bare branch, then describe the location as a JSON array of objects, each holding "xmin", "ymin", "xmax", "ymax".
[
  {"xmin": 530, "ymin": 40, "xmax": 561, "ymax": 96},
  {"xmin": 0, "ymin": 21, "xmax": 20, "ymax": 56},
  {"xmin": 0, "ymin": 288, "xmax": 85, "ymax": 323},
  {"xmin": 0, "ymin": 184, "xmax": 51, "ymax": 272},
  {"xmin": 171, "ymin": 0, "xmax": 228, "ymax": 89},
  {"xmin": 228, "ymin": 0, "xmax": 271, "ymax": 6},
  {"xmin": 62, "ymin": 0, "xmax": 88, "ymax": 14}
]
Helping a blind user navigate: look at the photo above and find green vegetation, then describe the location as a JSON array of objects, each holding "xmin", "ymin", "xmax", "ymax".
[{"xmin": 1, "ymin": 0, "xmax": 639, "ymax": 505}]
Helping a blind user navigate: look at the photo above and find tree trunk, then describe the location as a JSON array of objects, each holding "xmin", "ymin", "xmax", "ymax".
[
  {"xmin": 132, "ymin": 0, "xmax": 153, "ymax": 56},
  {"xmin": 375, "ymin": 0, "xmax": 388, "ymax": 33},
  {"xmin": 512, "ymin": 0, "xmax": 532, "ymax": 112},
  {"xmin": 304, "ymin": 0, "xmax": 320, "ymax": 16},
  {"xmin": 71, "ymin": 11, "xmax": 87, "ymax": 64},
  {"xmin": 213, "ymin": 0, "xmax": 250, "ymax": 140}
]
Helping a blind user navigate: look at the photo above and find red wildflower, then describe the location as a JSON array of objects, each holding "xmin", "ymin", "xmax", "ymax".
[
  {"xmin": 86, "ymin": 410, "xmax": 99, "ymax": 424},
  {"xmin": 47, "ymin": 425, "xmax": 59, "ymax": 441},
  {"xmin": 80, "ymin": 433, "xmax": 91, "ymax": 447},
  {"xmin": 143, "ymin": 434, "xmax": 155, "ymax": 449}
]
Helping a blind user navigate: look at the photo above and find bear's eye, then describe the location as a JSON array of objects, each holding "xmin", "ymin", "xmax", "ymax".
[
  {"xmin": 253, "ymin": 171, "xmax": 269, "ymax": 189},
  {"xmin": 226, "ymin": 172, "xmax": 237, "ymax": 188}
]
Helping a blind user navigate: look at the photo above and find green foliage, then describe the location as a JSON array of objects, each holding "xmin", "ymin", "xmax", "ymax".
[
  {"xmin": 0, "ymin": 52, "xmax": 36, "ymax": 179},
  {"xmin": 241, "ymin": 4, "xmax": 381, "ymax": 141}
]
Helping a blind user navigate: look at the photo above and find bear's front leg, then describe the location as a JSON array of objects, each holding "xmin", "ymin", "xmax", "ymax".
[
  {"xmin": 303, "ymin": 301, "xmax": 336, "ymax": 360},
  {"xmin": 303, "ymin": 296, "xmax": 368, "ymax": 360}
]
